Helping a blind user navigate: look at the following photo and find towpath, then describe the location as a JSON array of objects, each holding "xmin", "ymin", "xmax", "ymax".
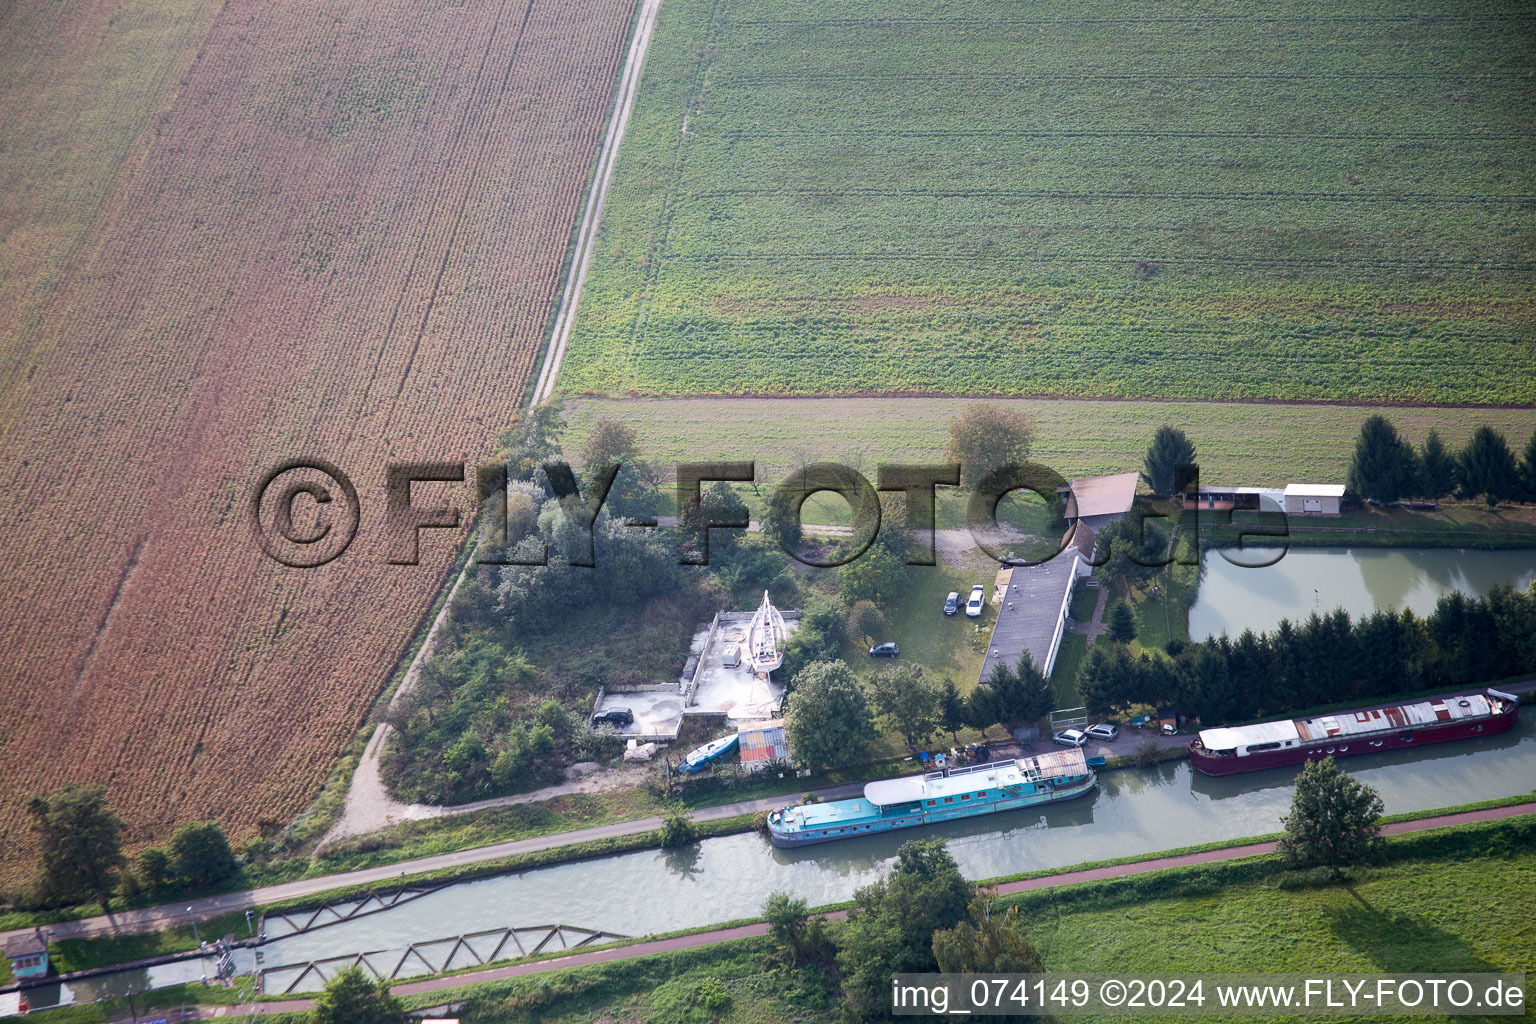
[{"xmin": 77, "ymin": 800, "xmax": 1536, "ymax": 1021}]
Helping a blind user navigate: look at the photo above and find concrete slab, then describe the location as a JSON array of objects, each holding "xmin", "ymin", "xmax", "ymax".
[{"xmin": 591, "ymin": 610, "xmax": 797, "ymax": 740}]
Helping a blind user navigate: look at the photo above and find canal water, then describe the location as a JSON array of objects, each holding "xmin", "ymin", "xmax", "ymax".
[
  {"xmin": 1189, "ymin": 547, "xmax": 1536, "ymax": 641},
  {"xmin": 246, "ymin": 707, "xmax": 1535, "ymax": 992}
]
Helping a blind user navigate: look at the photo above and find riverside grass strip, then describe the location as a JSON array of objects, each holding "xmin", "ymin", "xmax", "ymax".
[{"xmin": 558, "ymin": 0, "xmax": 1536, "ymax": 403}]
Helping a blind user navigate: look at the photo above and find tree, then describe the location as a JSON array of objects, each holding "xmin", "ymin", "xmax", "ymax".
[
  {"xmin": 137, "ymin": 847, "xmax": 173, "ymax": 892},
  {"xmin": 1520, "ymin": 430, "xmax": 1536, "ymax": 503},
  {"xmin": 845, "ymin": 599, "xmax": 887, "ymax": 644},
  {"xmin": 783, "ymin": 661, "xmax": 875, "ymax": 770},
  {"xmin": 760, "ymin": 481, "xmax": 803, "ymax": 552},
  {"xmin": 837, "ymin": 840, "xmax": 975, "ymax": 1020},
  {"xmin": 868, "ymin": 665, "xmax": 942, "ymax": 756},
  {"xmin": 1093, "ymin": 512, "xmax": 1166, "ymax": 590},
  {"xmin": 1347, "ymin": 414, "xmax": 1417, "ymax": 504},
  {"xmin": 964, "ymin": 684, "xmax": 1003, "ymax": 738},
  {"xmin": 932, "ymin": 892, "xmax": 1044, "ymax": 974},
  {"xmin": 986, "ymin": 654, "xmax": 1054, "ymax": 729},
  {"xmin": 1107, "ymin": 602, "xmax": 1136, "ymax": 643},
  {"xmin": 170, "ymin": 821, "xmax": 237, "ymax": 890},
  {"xmin": 947, "ymin": 402, "xmax": 1036, "ymax": 490},
  {"xmin": 309, "ymin": 965, "xmax": 402, "ymax": 1024},
  {"xmin": 762, "ymin": 892, "xmax": 833, "ymax": 969},
  {"xmin": 578, "ymin": 416, "xmax": 639, "ymax": 469},
  {"xmin": 1276, "ymin": 757, "xmax": 1385, "ymax": 879},
  {"xmin": 496, "ymin": 399, "xmax": 565, "ymax": 482},
  {"xmin": 1417, "ymin": 429, "xmax": 1456, "ymax": 503},
  {"xmin": 1456, "ymin": 426, "xmax": 1519, "ymax": 507},
  {"xmin": 1141, "ymin": 425, "xmax": 1196, "ymax": 497},
  {"xmin": 26, "ymin": 784, "xmax": 125, "ymax": 913},
  {"xmin": 939, "ymin": 679, "xmax": 967, "ymax": 743}
]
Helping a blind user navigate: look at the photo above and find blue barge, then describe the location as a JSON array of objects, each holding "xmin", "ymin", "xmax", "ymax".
[{"xmin": 766, "ymin": 748, "xmax": 1096, "ymax": 848}]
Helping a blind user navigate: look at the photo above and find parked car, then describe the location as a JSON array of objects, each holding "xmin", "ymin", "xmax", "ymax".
[
  {"xmin": 591, "ymin": 707, "xmax": 634, "ymax": 727},
  {"xmin": 1053, "ymin": 728, "xmax": 1088, "ymax": 747},
  {"xmin": 868, "ymin": 641, "xmax": 900, "ymax": 657},
  {"xmin": 943, "ymin": 591, "xmax": 960, "ymax": 616},
  {"xmin": 965, "ymin": 584, "xmax": 986, "ymax": 617},
  {"xmin": 1086, "ymin": 722, "xmax": 1119, "ymax": 742}
]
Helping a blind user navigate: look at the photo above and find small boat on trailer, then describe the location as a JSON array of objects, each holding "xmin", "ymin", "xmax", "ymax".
[
  {"xmin": 1187, "ymin": 688, "xmax": 1520, "ymax": 776},
  {"xmin": 766, "ymin": 748, "xmax": 1096, "ymax": 848},
  {"xmin": 678, "ymin": 733, "xmax": 740, "ymax": 775},
  {"xmin": 746, "ymin": 590, "xmax": 787, "ymax": 674}
]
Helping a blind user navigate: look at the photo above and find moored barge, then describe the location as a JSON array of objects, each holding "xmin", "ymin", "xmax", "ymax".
[
  {"xmin": 766, "ymin": 748, "xmax": 1096, "ymax": 848},
  {"xmin": 1187, "ymin": 688, "xmax": 1520, "ymax": 776}
]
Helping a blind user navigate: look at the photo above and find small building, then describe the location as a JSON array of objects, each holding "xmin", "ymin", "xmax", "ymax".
[
  {"xmin": 1058, "ymin": 471, "xmax": 1139, "ymax": 530},
  {"xmin": 738, "ymin": 718, "xmax": 790, "ymax": 771},
  {"xmin": 1283, "ymin": 484, "xmax": 1345, "ymax": 516},
  {"xmin": 5, "ymin": 929, "xmax": 48, "ymax": 982},
  {"xmin": 1178, "ymin": 485, "xmax": 1282, "ymax": 512}
]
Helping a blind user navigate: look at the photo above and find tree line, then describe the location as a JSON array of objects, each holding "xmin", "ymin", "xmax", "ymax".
[
  {"xmin": 1079, "ymin": 585, "xmax": 1536, "ymax": 724},
  {"xmin": 1349, "ymin": 415, "xmax": 1536, "ymax": 507},
  {"xmin": 781, "ymin": 653, "xmax": 1054, "ymax": 770}
]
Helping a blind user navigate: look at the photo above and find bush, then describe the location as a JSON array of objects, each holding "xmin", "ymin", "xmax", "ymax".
[
  {"xmin": 660, "ymin": 809, "xmax": 698, "ymax": 848},
  {"xmin": 1132, "ymin": 737, "xmax": 1163, "ymax": 768},
  {"xmin": 169, "ymin": 821, "xmax": 237, "ymax": 891}
]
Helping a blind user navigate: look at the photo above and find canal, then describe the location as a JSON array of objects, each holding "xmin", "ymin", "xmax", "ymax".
[{"xmin": 246, "ymin": 705, "xmax": 1535, "ymax": 992}]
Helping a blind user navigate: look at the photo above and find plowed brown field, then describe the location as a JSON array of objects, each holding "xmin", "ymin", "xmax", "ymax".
[{"xmin": 0, "ymin": 0, "xmax": 636, "ymax": 879}]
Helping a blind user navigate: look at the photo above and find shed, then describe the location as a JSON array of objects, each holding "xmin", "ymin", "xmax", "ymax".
[
  {"xmin": 737, "ymin": 718, "xmax": 790, "ymax": 771},
  {"xmin": 1283, "ymin": 483, "xmax": 1345, "ymax": 516},
  {"xmin": 1058, "ymin": 471, "xmax": 1139, "ymax": 529},
  {"xmin": 5, "ymin": 929, "xmax": 48, "ymax": 981}
]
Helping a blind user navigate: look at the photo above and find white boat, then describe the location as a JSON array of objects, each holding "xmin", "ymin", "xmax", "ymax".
[{"xmin": 746, "ymin": 591, "xmax": 787, "ymax": 673}]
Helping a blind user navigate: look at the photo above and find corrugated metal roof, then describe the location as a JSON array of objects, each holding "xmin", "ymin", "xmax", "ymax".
[
  {"xmin": 863, "ymin": 748, "xmax": 1090, "ymax": 806},
  {"xmin": 1283, "ymin": 483, "xmax": 1346, "ymax": 497},
  {"xmin": 737, "ymin": 718, "xmax": 788, "ymax": 762},
  {"xmin": 1198, "ymin": 694, "xmax": 1498, "ymax": 751}
]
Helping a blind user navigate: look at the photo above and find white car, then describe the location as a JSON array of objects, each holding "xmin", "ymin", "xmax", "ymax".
[
  {"xmin": 1054, "ymin": 728, "xmax": 1088, "ymax": 748},
  {"xmin": 1086, "ymin": 723, "xmax": 1119, "ymax": 742},
  {"xmin": 965, "ymin": 584, "xmax": 985, "ymax": 617}
]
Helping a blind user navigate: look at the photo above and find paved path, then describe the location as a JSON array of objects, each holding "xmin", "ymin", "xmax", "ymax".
[{"xmin": 92, "ymin": 801, "xmax": 1536, "ymax": 1021}]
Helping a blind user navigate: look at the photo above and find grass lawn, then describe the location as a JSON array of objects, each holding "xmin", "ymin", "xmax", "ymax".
[
  {"xmin": 342, "ymin": 833, "xmax": 1534, "ymax": 1023},
  {"xmin": 565, "ymin": 397, "xmax": 1536, "ymax": 496},
  {"xmin": 1032, "ymin": 852, "xmax": 1536, "ymax": 1005}
]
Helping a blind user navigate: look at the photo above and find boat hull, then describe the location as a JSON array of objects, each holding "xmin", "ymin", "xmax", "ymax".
[
  {"xmin": 767, "ymin": 778, "xmax": 1096, "ymax": 848},
  {"xmin": 1187, "ymin": 700, "xmax": 1518, "ymax": 776}
]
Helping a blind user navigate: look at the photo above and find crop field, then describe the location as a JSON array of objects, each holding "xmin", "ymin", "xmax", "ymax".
[
  {"xmin": 557, "ymin": 0, "xmax": 1536, "ymax": 403},
  {"xmin": 0, "ymin": 0, "xmax": 637, "ymax": 878},
  {"xmin": 564, "ymin": 396, "xmax": 1536, "ymax": 488}
]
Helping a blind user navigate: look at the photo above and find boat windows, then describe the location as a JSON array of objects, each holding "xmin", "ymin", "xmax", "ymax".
[
  {"xmin": 944, "ymin": 797, "xmax": 954, "ymax": 804},
  {"xmin": 977, "ymin": 791, "xmax": 986, "ymax": 797},
  {"xmin": 1244, "ymin": 741, "xmax": 1282, "ymax": 753},
  {"xmin": 960, "ymin": 794, "xmax": 970, "ymax": 800},
  {"xmin": 1401, "ymin": 733, "xmax": 1413, "ymax": 742}
]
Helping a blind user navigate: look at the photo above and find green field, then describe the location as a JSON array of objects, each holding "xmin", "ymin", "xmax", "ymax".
[
  {"xmin": 557, "ymin": 0, "xmax": 1535, "ymax": 403},
  {"xmin": 565, "ymin": 396, "xmax": 1536, "ymax": 486},
  {"xmin": 375, "ymin": 825, "xmax": 1534, "ymax": 1024}
]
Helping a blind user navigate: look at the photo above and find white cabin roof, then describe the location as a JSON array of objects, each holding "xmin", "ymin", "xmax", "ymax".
[
  {"xmin": 1283, "ymin": 483, "xmax": 1346, "ymax": 498},
  {"xmin": 1197, "ymin": 719, "xmax": 1300, "ymax": 751},
  {"xmin": 863, "ymin": 749, "xmax": 1090, "ymax": 806}
]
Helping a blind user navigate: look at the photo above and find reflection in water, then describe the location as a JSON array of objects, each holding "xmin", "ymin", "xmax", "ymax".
[
  {"xmin": 238, "ymin": 711, "xmax": 1533, "ymax": 973},
  {"xmin": 1191, "ymin": 547, "xmax": 1536, "ymax": 640}
]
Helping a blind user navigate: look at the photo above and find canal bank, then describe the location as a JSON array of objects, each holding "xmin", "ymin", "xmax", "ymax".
[{"xmin": 27, "ymin": 801, "xmax": 1536, "ymax": 1023}]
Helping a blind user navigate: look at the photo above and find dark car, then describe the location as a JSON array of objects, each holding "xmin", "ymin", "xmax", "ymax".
[
  {"xmin": 943, "ymin": 591, "xmax": 960, "ymax": 615},
  {"xmin": 868, "ymin": 642, "xmax": 899, "ymax": 657},
  {"xmin": 591, "ymin": 707, "xmax": 634, "ymax": 727}
]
